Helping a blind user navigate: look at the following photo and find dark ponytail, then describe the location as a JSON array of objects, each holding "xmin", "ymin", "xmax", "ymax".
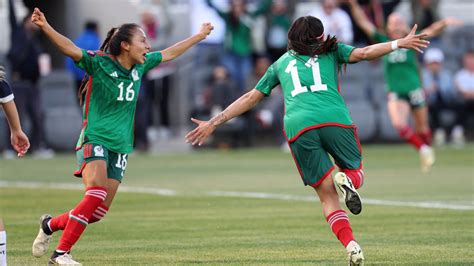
[
  {"xmin": 77, "ymin": 24, "xmax": 141, "ymax": 106},
  {"xmin": 287, "ymin": 16, "xmax": 338, "ymax": 57}
]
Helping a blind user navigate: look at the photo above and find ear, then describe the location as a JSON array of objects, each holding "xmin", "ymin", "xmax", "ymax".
[{"xmin": 121, "ymin": 41, "xmax": 131, "ymax": 52}]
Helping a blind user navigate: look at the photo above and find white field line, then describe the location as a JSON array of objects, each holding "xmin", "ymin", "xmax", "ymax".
[{"xmin": 1, "ymin": 181, "xmax": 473, "ymax": 211}]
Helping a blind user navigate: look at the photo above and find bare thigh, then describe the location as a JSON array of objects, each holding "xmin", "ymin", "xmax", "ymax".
[{"xmin": 387, "ymin": 99, "xmax": 411, "ymax": 130}]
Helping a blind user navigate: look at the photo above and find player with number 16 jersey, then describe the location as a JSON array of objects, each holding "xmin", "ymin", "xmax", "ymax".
[
  {"xmin": 31, "ymin": 7, "xmax": 214, "ymax": 265},
  {"xmin": 75, "ymin": 49, "xmax": 162, "ymax": 154}
]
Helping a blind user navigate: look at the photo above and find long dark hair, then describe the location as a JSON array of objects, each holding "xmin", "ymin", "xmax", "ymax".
[
  {"xmin": 78, "ymin": 23, "xmax": 141, "ymax": 106},
  {"xmin": 287, "ymin": 16, "xmax": 338, "ymax": 57}
]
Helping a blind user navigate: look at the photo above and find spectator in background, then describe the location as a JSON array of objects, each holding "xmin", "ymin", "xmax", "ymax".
[
  {"xmin": 411, "ymin": 0, "xmax": 440, "ymax": 31},
  {"xmin": 340, "ymin": 0, "xmax": 401, "ymax": 45},
  {"xmin": 206, "ymin": 0, "xmax": 272, "ymax": 93},
  {"xmin": 309, "ymin": 0, "xmax": 354, "ymax": 44},
  {"xmin": 204, "ymin": 65, "xmax": 244, "ymax": 147},
  {"xmin": 454, "ymin": 50, "xmax": 474, "ymax": 144},
  {"xmin": 66, "ymin": 20, "xmax": 101, "ymax": 100},
  {"xmin": 247, "ymin": 56, "xmax": 286, "ymax": 150},
  {"xmin": 264, "ymin": 0, "xmax": 295, "ymax": 62},
  {"xmin": 422, "ymin": 48, "xmax": 463, "ymax": 146},
  {"xmin": 6, "ymin": 0, "xmax": 53, "ymax": 158},
  {"xmin": 190, "ymin": 0, "xmax": 227, "ymax": 113}
]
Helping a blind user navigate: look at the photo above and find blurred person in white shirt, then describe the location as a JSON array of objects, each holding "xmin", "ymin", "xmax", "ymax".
[
  {"xmin": 308, "ymin": 0, "xmax": 354, "ymax": 44},
  {"xmin": 453, "ymin": 50, "xmax": 474, "ymax": 145}
]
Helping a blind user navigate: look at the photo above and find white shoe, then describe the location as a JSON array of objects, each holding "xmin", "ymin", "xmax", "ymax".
[
  {"xmin": 433, "ymin": 128, "xmax": 446, "ymax": 147},
  {"xmin": 32, "ymin": 214, "xmax": 53, "ymax": 257},
  {"xmin": 451, "ymin": 126, "xmax": 465, "ymax": 148},
  {"xmin": 334, "ymin": 173, "xmax": 362, "ymax": 215},
  {"xmin": 49, "ymin": 253, "xmax": 82, "ymax": 265},
  {"xmin": 419, "ymin": 145, "xmax": 435, "ymax": 174},
  {"xmin": 346, "ymin": 241, "xmax": 364, "ymax": 265}
]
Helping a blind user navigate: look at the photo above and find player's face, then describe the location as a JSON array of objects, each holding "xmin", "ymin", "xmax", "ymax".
[
  {"xmin": 387, "ymin": 13, "xmax": 409, "ymax": 39},
  {"xmin": 128, "ymin": 28, "xmax": 151, "ymax": 64}
]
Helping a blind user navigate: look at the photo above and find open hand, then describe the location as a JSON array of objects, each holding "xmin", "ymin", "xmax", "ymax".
[
  {"xmin": 11, "ymin": 130, "xmax": 30, "ymax": 157},
  {"xmin": 399, "ymin": 24, "xmax": 430, "ymax": 53},
  {"xmin": 185, "ymin": 118, "xmax": 216, "ymax": 146},
  {"xmin": 31, "ymin": 8, "xmax": 48, "ymax": 28}
]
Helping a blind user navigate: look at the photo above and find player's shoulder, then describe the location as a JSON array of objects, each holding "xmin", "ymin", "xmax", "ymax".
[{"xmin": 85, "ymin": 50, "xmax": 113, "ymax": 59}]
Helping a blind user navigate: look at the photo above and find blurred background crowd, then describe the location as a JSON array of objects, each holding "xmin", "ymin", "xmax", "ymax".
[{"xmin": 0, "ymin": 0, "xmax": 473, "ymax": 158}]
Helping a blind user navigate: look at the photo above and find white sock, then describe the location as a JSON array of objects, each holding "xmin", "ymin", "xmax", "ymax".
[{"xmin": 0, "ymin": 231, "xmax": 6, "ymax": 266}]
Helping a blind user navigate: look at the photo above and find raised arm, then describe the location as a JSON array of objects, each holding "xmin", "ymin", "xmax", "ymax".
[
  {"xmin": 8, "ymin": 0, "xmax": 18, "ymax": 31},
  {"xmin": 185, "ymin": 89, "xmax": 265, "ymax": 146},
  {"xmin": 421, "ymin": 17, "xmax": 463, "ymax": 38},
  {"xmin": 31, "ymin": 8, "xmax": 82, "ymax": 62},
  {"xmin": 349, "ymin": 24, "xmax": 429, "ymax": 62},
  {"xmin": 160, "ymin": 22, "xmax": 213, "ymax": 62},
  {"xmin": 346, "ymin": 0, "xmax": 376, "ymax": 37}
]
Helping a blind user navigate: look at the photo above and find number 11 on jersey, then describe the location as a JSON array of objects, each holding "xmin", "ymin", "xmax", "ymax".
[{"xmin": 286, "ymin": 58, "xmax": 327, "ymax": 97}]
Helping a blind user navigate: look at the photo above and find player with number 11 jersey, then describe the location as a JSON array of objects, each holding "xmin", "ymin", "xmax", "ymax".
[
  {"xmin": 186, "ymin": 16, "xmax": 429, "ymax": 265},
  {"xmin": 256, "ymin": 43, "xmax": 354, "ymax": 141}
]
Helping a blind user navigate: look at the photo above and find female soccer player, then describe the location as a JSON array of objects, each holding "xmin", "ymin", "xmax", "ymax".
[
  {"xmin": 346, "ymin": 0, "xmax": 461, "ymax": 173},
  {"xmin": 1, "ymin": 65, "xmax": 30, "ymax": 266},
  {"xmin": 30, "ymin": 8, "xmax": 213, "ymax": 265},
  {"xmin": 186, "ymin": 16, "xmax": 428, "ymax": 265}
]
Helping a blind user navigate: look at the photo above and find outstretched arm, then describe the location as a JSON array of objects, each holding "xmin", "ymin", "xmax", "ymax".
[
  {"xmin": 31, "ymin": 8, "xmax": 82, "ymax": 62},
  {"xmin": 346, "ymin": 0, "xmax": 376, "ymax": 37},
  {"xmin": 349, "ymin": 24, "xmax": 429, "ymax": 62},
  {"xmin": 421, "ymin": 17, "xmax": 463, "ymax": 38},
  {"xmin": 185, "ymin": 89, "xmax": 265, "ymax": 146},
  {"xmin": 161, "ymin": 23, "xmax": 213, "ymax": 62},
  {"xmin": 2, "ymin": 101, "xmax": 30, "ymax": 157}
]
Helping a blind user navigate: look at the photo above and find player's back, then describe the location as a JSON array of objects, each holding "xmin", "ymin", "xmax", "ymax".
[{"xmin": 269, "ymin": 45, "xmax": 354, "ymax": 141}]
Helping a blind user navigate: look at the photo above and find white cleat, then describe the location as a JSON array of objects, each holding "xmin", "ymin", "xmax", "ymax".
[
  {"xmin": 49, "ymin": 253, "xmax": 82, "ymax": 265},
  {"xmin": 346, "ymin": 240, "xmax": 365, "ymax": 266},
  {"xmin": 334, "ymin": 172, "xmax": 362, "ymax": 215},
  {"xmin": 419, "ymin": 146, "xmax": 435, "ymax": 174},
  {"xmin": 32, "ymin": 214, "xmax": 53, "ymax": 257}
]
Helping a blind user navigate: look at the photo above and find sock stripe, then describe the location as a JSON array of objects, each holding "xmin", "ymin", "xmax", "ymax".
[
  {"xmin": 95, "ymin": 209, "xmax": 107, "ymax": 216},
  {"xmin": 326, "ymin": 210, "xmax": 346, "ymax": 221},
  {"xmin": 92, "ymin": 213, "xmax": 102, "ymax": 219},
  {"xmin": 69, "ymin": 214, "xmax": 88, "ymax": 226},
  {"xmin": 85, "ymin": 190, "xmax": 107, "ymax": 201},
  {"xmin": 328, "ymin": 213, "xmax": 349, "ymax": 226}
]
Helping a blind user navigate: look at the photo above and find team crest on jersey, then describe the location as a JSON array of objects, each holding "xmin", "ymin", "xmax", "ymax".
[
  {"xmin": 132, "ymin": 69, "xmax": 139, "ymax": 81},
  {"xmin": 94, "ymin": 145, "xmax": 104, "ymax": 157},
  {"xmin": 87, "ymin": 50, "xmax": 96, "ymax": 57}
]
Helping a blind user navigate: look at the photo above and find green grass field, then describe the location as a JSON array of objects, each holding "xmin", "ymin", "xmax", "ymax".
[{"xmin": 0, "ymin": 144, "xmax": 473, "ymax": 265}]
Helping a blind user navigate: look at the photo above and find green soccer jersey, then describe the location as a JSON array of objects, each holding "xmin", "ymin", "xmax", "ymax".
[
  {"xmin": 372, "ymin": 31, "xmax": 421, "ymax": 94},
  {"xmin": 255, "ymin": 43, "xmax": 355, "ymax": 142},
  {"xmin": 75, "ymin": 49, "xmax": 162, "ymax": 153}
]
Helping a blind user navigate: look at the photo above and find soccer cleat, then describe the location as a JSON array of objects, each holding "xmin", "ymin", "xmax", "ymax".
[
  {"xmin": 32, "ymin": 214, "xmax": 53, "ymax": 257},
  {"xmin": 346, "ymin": 241, "xmax": 364, "ymax": 266},
  {"xmin": 334, "ymin": 172, "xmax": 362, "ymax": 215},
  {"xmin": 49, "ymin": 252, "xmax": 82, "ymax": 265},
  {"xmin": 419, "ymin": 146, "xmax": 435, "ymax": 174}
]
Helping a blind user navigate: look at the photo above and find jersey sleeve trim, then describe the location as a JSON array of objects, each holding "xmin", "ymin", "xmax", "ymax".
[{"xmin": 0, "ymin": 94, "xmax": 14, "ymax": 103}]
